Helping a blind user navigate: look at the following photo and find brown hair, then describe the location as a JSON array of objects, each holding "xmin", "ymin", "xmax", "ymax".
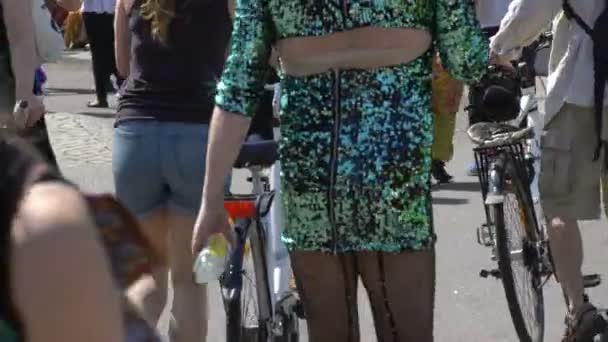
[{"xmin": 139, "ymin": 0, "xmax": 176, "ymax": 44}]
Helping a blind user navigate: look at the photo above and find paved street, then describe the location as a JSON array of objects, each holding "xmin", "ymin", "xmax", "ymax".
[{"xmin": 42, "ymin": 52, "xmax": 608, "ymax": 341}]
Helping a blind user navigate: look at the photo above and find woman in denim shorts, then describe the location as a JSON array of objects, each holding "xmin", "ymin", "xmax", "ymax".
[{"xmin": 113, "ymin": 0, "xmax": 231, "ymax": 340}]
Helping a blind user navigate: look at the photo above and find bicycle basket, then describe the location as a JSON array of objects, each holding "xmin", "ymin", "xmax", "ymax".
[
  {"xmin": 474, "ymin": 142, "xmax": 530, "ymax": 202},
  {"xmin": 468, "ymin": 65, "xmax": 522, "ymax": 123}
]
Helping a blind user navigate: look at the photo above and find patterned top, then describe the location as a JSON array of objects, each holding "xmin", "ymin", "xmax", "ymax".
[{"xmin": 216, "ymin": 0, "xmax": 489, "ymax": 117}]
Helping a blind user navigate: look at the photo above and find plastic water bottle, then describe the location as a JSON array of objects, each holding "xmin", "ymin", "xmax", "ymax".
[
  {"xmin": 12, "ymin": 100, "xmax": 29, "ymax": 130},
  {"xmin": 193, "ymin": 233, "xmax": 230, "ymax": 284}
]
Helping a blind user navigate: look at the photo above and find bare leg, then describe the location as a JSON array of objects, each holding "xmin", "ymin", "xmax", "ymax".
[
  {"xmin": 167, "ymin": 212, "xmax": 208, "ymax": 342},
  {"xmin": 130, "ymin": 210, "xmax": 170, "ymax": 327},
  {"xmin": 290, "ymin": 251, "xmax": 359, "ymax": 342},
  {"xmin": 358, "ymin": 250, "xmax": 435, "ymax": 342},
  {"xmin": 547, "ymin": 216, "xmax": 584, "ymax": 313}
]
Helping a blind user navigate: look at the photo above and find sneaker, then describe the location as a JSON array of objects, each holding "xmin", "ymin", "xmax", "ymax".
[
  {"xmin": 466, "ymin": 162, "xmax": 479, "ymax": 177},
  {"xmin": 563, "ymin": 302, "xmax": 607, "ymax": 342},
  {"xmin": 431, "ymin": 159, "xmax": 453, "ymax": 184}
]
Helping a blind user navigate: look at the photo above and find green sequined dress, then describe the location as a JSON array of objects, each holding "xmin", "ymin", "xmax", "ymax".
[{"xmin": 216, "ymin": 0, "xmax": 489, "ymax": 253}]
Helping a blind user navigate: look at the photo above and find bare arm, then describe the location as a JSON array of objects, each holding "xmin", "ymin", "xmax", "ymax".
[
  {"xmin": 2, "ymin": 0, "xmax": 37, "ymax": 103},
  {"xmin": 202, "ymin": 108, "xmax": 250, "ymax": 203},
  {"xmin": 227, "ymin": 0, "xmax": 234, "ymax": 20},
  {"xmin": 12, "ymin": 183, "xmax": 125, "ymax": 342},
  {"xmin": 490, "ymin": 0, "xmax": 560, "ymax": 59},
  {"xmin": 115, "ymin": 0, "xmax": 131, "ymax": 78}
]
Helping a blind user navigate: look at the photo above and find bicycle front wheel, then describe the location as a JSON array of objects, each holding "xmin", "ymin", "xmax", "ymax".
[{"xmin": 491, "ymin": 154, "xmax": 544, "ymax": 342}]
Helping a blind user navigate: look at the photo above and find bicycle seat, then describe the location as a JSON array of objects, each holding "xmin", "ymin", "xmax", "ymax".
[
  {"xmin": 467, "ymin": 122, "xmax": 535, "ymax": 147},
  {"xmin": 234, "ymin": 138, "xmax": 278, "ymax": 169}
]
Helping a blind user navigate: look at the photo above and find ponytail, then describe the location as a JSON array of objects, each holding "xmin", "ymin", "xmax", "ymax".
[{"xmin": 140, "ymin": 0, "xmax": 176, "ymax": 44}]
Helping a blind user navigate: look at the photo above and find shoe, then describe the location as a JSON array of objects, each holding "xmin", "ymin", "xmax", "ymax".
[
  {"xmin": 106, "ymin": 81, "xmax": 117, "ymax": 94},
  {"xmin": 87, "ymin": 100, "xmax": 109, "ymax": 108},
  {"xmin": 562, "ymin": 302, "xmax": 607, "ymax": 342},
  {"xmin": 466, "ymin": 162, "xmax": 479, "ymax": 177},
  {"xmin": 431, "ymin": 159, "xmax": 453, "ymax": 184}
]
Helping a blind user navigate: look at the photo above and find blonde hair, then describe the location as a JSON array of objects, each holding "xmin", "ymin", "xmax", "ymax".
[{"xmin": 139, "ymin": 0, "xmax": 175, "ymax": 44}]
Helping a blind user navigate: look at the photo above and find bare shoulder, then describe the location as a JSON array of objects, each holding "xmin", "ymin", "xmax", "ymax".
[
  {"xmin": 10, "ymin": 183, "xmax": 125, "ymax": 342},
  {"xmin": 12, "ymin": 182, "xmax": 95, "ymax": 247}
]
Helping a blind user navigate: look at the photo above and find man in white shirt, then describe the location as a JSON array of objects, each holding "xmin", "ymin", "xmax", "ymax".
[
  {"xmin": 491, "ymin": 1, "xmax": 608, "ymax": 339},
  {"xmin": 466, "ymin": 0, "xmax": 512, "ymax": 177},
  {"xmin": 82, "ymin": 0, "xmax": 121, "ymax": 108}
]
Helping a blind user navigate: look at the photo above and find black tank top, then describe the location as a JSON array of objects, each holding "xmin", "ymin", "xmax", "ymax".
[{"xmin": 117, "ymin": 0, "xmax": 231, "ymax": 124}]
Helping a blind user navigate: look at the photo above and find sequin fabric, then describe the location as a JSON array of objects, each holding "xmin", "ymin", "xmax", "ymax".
[{"xmin": 217, "ymin": 0, "xmax": 489, "ymax": 253}]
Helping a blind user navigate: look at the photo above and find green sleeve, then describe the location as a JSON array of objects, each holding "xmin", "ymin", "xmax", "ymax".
[
  {"xmin": 435, "ymin": 0, "xmax": 489, "ymax": 82},
  {"xmin": 215, "ymin": 0, "xmax": 275, "ymax": 118}
]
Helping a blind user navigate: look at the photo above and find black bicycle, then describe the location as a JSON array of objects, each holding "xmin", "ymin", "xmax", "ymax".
[
  {"xmin": 471, "ymin": 123, "xmax": 547, "ymax": 342},
  {"xmin": 471, "ymin": 32, "xmax": 603, "ymax": 342}
]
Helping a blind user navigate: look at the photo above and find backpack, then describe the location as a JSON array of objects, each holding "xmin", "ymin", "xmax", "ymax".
[
  {"xmin": 0, "ymin": 1, "xmax": 64, "ymax": 64},
  {"xmin": 563, "ymin": 0, "xmax": 608, "ymax": 160},
  {"xmin": 32, "ymin": 0, "xmax": 65, "ymax": 63}
]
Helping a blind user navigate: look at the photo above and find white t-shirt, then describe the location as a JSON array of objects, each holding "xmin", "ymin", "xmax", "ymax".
[
  {"xmin": 82, "ymin": 0, "xmax": 116, "ymax": 13},
  {"xmin": 475, "ymin": 0, "xmax": 512, "ymax": 28}
]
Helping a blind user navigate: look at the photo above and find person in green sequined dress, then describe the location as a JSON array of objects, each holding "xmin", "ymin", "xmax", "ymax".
[{"xmin": 193, "ymin": 1, "xmax": 489, "ymax": 340}]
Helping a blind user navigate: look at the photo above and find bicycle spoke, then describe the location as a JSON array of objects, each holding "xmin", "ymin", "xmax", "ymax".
[
  {"xmin": 242, "ymin": 250, "xmax": 260, "ymax": 328},
  {"xmin": 504, "ymin": 188, "xmax": 543, "ymax": 341}
]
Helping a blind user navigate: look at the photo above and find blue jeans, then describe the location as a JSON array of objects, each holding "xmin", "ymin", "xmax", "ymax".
[{"xmin": 113, "ymin": 120, "xmax": 217, "ymax": 217}]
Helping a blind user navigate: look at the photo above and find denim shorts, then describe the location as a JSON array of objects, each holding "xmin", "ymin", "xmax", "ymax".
[{"xmin": 113, "ymin": 120, "xmax": 218, "ymax": 217}]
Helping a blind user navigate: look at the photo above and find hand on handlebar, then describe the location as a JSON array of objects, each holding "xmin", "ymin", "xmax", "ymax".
[{"xmin": 489, "ymin": 51, "xmax": 515, "ymax": 73}]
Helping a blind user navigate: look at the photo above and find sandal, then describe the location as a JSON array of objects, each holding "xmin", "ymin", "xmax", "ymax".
[{"xmin": 563, "ymin": 302, "xmax": 607, "ymax": 342}]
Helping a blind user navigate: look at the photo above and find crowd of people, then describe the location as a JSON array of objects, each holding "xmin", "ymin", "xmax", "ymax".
[{"xmin": 1, "ymin": 0, "xmax": 608, "ymax": 341}]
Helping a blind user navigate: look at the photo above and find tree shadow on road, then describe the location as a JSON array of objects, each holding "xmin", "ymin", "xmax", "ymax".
[
  {"xmin": 46, "ymin": 87, "xmax": 96, "ymax": 95},
  {"xmin": 433, "ymin": 181, "xmax": 480, "ymax": 192},
  {"xmin": 432, "ymin": 197, "xmax": 469, "ymax": 205},
  {"xmin": 77, "ymin": 111, "xmax": 116, "ymax": 119}
]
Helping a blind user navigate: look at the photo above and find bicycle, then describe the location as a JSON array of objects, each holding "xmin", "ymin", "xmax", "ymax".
[
  {"xmin": 470, "ymin": 32, "xmax": 603, "ymax": 342},
  {"xmin": 220, "ymin": 100, "xmax": 303, "ymax": 341}
]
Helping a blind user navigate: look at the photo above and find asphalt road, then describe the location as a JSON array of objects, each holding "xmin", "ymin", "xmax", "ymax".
[{"xmin": 41, "ymin": 51, "xmax": 608, "ymax": 342}]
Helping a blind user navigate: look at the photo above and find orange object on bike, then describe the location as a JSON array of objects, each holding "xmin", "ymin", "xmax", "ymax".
[{"xmin": 224, "ymin": 200, "xmax": 256, "ymax": 219}]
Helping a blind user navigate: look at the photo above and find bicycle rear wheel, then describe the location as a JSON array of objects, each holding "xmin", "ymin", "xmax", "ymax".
[
  {"xmin": 223, "ymin": 219, "xmax": 272, "ymax": 342},
  {"xmin": 491, "ymin": 154, "xmax": 544, "ymax": 342}
]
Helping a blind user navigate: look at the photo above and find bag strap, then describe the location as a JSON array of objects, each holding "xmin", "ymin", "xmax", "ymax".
[
  {"xmin": 563, "ymin": 0, "xmax": 594, "ymax": 36},
  {"xmin": 563, "ymin": 0, "xmax": 608, "ymax": 160}
]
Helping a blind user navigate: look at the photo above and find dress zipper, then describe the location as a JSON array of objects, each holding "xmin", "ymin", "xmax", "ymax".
[
  {"xmin": 328, "ymin": 69, "xmax": 342, "ymax": 254},
  {"xmin": 341, "ymin": 0, "xmax": 350, "ymax": 16}
]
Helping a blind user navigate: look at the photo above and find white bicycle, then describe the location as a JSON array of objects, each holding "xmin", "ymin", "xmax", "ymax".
[{"xmin": 220, "ymin": 86, "xmax": 303, "ymax": 342}]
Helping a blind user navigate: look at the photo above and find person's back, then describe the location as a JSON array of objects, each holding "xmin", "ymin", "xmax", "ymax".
[
  {"xmin": 113, "ymin": 0, "xmax": 232, "ymax": 340},
  {"xmin": 117, "ymin": 0, "xmax": 231, "ymax": 124},
  {"xmin": 193, "ymin": 1, "xmax": 489, "ymax": 341}
]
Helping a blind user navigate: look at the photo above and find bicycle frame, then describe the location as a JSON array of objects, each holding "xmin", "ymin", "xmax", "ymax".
[{"xmin": 509, "ymin": 78, "xmax": 544, "ymax": 204}]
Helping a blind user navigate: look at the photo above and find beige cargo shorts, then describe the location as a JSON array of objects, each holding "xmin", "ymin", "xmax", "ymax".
[{"xmin": 539, "ymin": 104, "xmax": 608, "ymax": 220}]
